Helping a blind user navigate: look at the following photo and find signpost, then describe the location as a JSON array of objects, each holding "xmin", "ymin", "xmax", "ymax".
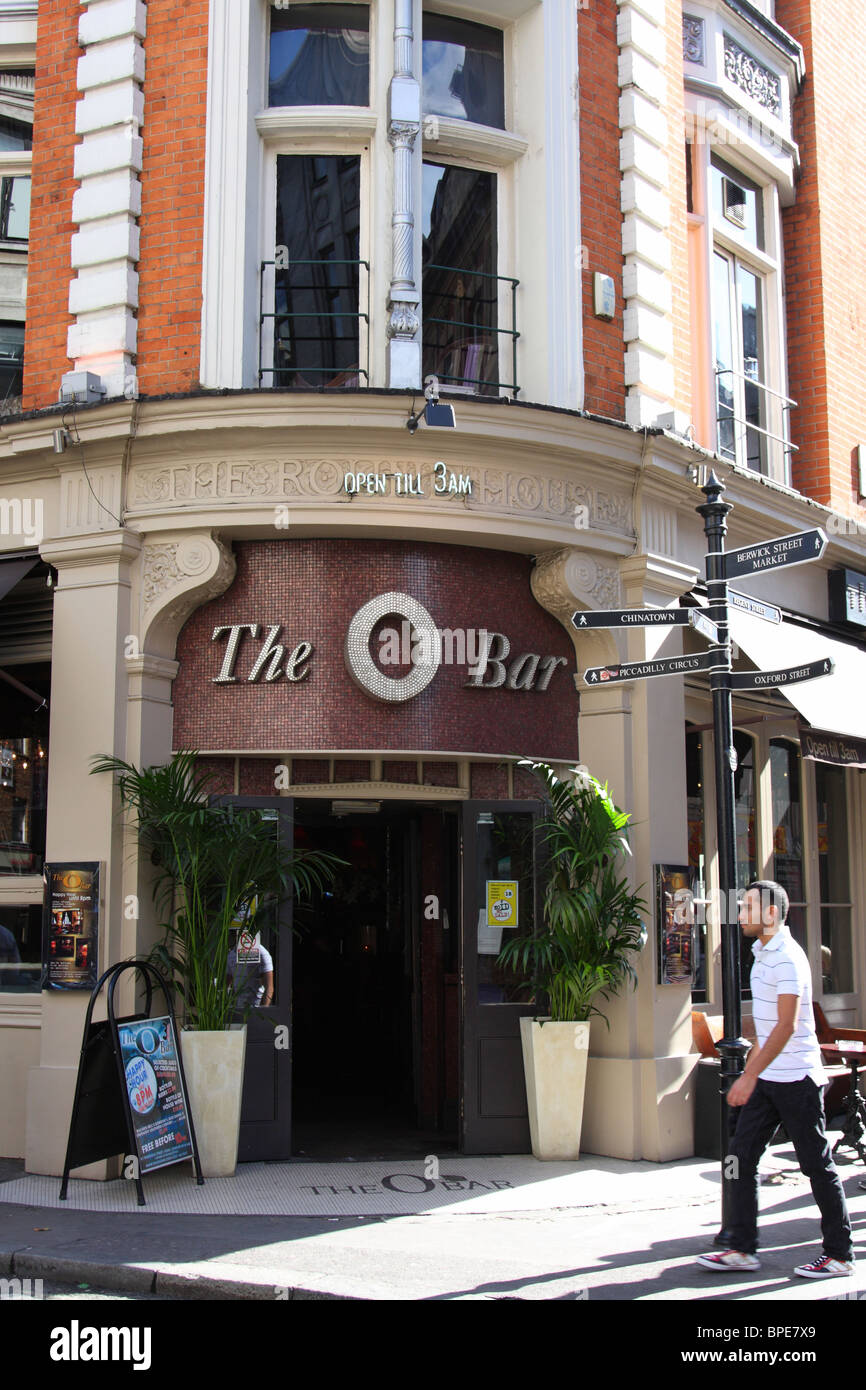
[
  {"xmin": 583, "ymin": 651, "xmax": 716, "ymax": 685},
  {"xmin": 728, "ymin": 658, "xmax": 833, "ymax": 690},
  {"xmin": 573, "ymin": 475, "xmax": 833, "ymax": 1242},
  {"xmin": 723, "ymin": 527, "xmax": 827, "ymax": 581},
  {"xmin": 572, "ymin": 607, "xmax": 692, "ymax": 628},
  {"xmin": 728, "ymin": 589, "xmax": 782, "ymax": 624}
]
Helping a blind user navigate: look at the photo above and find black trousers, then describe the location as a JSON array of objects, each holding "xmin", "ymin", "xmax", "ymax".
[{"xmin": 727, "ymin": 1076, "xmax": 853, "ymax": 1260}]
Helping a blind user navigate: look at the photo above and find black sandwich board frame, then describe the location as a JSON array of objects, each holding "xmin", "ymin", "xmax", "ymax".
[{"xmin": 60, "ymin": 959, "xmax": 204, "ymax": 1207}]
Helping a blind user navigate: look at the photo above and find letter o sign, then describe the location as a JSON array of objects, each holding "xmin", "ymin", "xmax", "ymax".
[{"xmin": 344, "ymin": 591, "xmax": 441, "ymax": 702}]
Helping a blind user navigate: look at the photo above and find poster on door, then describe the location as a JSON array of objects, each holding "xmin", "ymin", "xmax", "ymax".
[
  {"xmin": 42, "ymin": 862, "xmax": 101, "ymax": 991},
  {"xmin": 118, "ymin": 1016, "xmax": 194, "ymax": 1174},
  {"xmin": 486, "ymin": 880, "xmax": 518, "ymax": 929}
]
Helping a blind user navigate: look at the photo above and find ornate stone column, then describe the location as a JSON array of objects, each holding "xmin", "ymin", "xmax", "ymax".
[{"xmin": 386, "ymin": 0, "xmax": 421, "ymax": 387}]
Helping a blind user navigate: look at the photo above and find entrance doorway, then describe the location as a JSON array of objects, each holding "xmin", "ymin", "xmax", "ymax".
[
  {"xmin": 233, "ymin": 793, "xmax": 542, "ymax": 1161},
  {"xmin": 291, "ymin": 800, "xmax": 459, "ymax": 1159}
]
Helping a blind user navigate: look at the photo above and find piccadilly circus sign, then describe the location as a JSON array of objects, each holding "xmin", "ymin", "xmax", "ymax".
[{"xmin": 211, "ymin": 591, "xmax": 568, "ymax": 704}]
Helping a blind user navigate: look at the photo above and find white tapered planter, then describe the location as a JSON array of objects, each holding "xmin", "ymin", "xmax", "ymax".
[
  {"xmin": 179, "ymin": 1026, "xmax": 246, "ymax": 1177},
  {"xmin": 520, "ymin": 1017, "xmax": 590, "ymax": 1160}
]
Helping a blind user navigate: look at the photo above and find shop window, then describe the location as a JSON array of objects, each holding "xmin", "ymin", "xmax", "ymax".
[
  {"xmin": 815, "ymin": 764, "xmax": 853, "ymax": 995},
  {"xmin": 267, "ymin": 153, "xmax": 364, "ymax": 388},
  {"xmin": 422, "ymin": 161, "xmax": 503, "ymax": 395},
  {"xmin": 685, "ymin": 726, "xmax": 707, "ymax": 1001},
  {"xmin": 268, "ymin": 3, "xmax": 370, "ymax": 108},
  {"xmin": 0, "ymin": 902, "xmax": 41, "ymax": 993},
  {"xmin": 709, "ymin": 155, "xmax": 792, "ymax": 483},
  {"xmin": 422, "ymin": 13, "xmax": 505, "ymax": 129},
  {"xmin": 770, "ymin": 738, "xmax": 806, "ymax": 949}
]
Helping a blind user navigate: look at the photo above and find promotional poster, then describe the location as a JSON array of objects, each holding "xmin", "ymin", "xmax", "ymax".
[
  {"xmin": 118, "ymin": 1016, "xmax": 194, "ymax": 1174},
  {"xmin": 42, "ymin": 862, "xmax": 101, "ymax": 991}
]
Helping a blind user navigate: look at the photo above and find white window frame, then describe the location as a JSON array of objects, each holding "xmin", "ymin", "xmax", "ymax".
[
  {"xmin": 201, "ymin": 0, "xmax": 582, "ymax": 406},
  {"xmin": 702, "ymin": 145, "xmax": 792, "ymax": 485}
]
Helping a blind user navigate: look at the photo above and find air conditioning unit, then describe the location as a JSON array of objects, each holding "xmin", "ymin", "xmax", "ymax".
[{"xmin": 722, "ymin": 177, "xmax": 747, "ymax": 229}]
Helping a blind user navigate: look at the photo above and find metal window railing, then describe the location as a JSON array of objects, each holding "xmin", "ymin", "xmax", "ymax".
[
  {"xmin": 259, "ymin": 258, "xmax": 370, "ymax": 389},
  {"xmin": 423, "ymin": 263, "xmax": 519, "ymax": 397},
  {"xmin": 715, "ymin": 365, "xmax": 797, "ymax": 480}
]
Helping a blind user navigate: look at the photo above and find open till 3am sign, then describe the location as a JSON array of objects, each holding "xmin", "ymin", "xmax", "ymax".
[{"xmin": 487, "ymin": 880, "xmax": 518, "ymax": 928}]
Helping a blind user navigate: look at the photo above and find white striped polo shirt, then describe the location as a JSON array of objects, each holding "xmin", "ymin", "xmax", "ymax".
[{"xmin": 749, "ymin": 925, "xmax": 827, "ymax": 1084}]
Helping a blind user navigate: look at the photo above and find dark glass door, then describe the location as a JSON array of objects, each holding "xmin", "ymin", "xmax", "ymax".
[
  {"xmin": 460, "ymin": 800, "xmax": 541, "ymax": 1153},
  {"xmin": 223, "ymin": 797, "xmax": 294, "ymax": 1162}
]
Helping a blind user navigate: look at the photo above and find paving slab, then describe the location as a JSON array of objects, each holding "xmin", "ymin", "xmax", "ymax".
[{"xmin": 1, "ymin": 1146, "xmax": 863, "ymax": 1301}]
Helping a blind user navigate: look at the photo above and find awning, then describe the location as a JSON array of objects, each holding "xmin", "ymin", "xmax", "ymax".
[
  {"xmin": 726, "ymin": 607, "xmax": 866, "ymax": 740},
  {"xmin": 0, "ymin": 554, "xmax": 37, "ymax": 603}
]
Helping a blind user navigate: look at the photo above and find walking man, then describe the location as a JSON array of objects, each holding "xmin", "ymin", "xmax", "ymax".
[{"xmin": 696, "ymin": 880, "xmax": 855, "ymax": 1278}]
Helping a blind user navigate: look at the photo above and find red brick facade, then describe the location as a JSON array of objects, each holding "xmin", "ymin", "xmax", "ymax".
[
  {"xmin": 22, "ymin": 0, "xmax": 79, "ymax": 410},
  {"xmin": 136, "ymin": 0, "xmax": 209, "ymax": 397},
  {"xmin": 776, "ymin": 0, "xmax": 866, "ymax": 515},
  {"xmin": 578, "ymin": 2, "xmax": 625, "ymax": 420}
]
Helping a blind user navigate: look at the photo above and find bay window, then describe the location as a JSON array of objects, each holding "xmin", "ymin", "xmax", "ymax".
[
  {"xmin": 709, "ymin": 155, "xmax": 792, "ymax": 481},
  {"xmin": 0, "ymin": 69, "xmax": 33, "ymax": 416}
]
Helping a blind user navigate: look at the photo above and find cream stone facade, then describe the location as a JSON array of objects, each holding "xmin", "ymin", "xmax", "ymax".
[{"xmin": 1, "ymin": 1, "xmax": 865, "ymax": 1172}]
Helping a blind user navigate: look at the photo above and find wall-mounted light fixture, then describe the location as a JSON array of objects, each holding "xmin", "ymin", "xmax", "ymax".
[{"xmin": 407, "ymin": 375, "xmax": 456, "ymax": 433}]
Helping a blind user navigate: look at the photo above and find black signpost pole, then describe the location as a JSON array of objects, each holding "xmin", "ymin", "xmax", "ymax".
[{"xmin": 696, "ymin": 471, "xmax": 747, "ymax": 1244}]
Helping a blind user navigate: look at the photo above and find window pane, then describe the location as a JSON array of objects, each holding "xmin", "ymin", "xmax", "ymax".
[
  {"xmin": 0, "ymin": 903, "xmax": 41, "ymax": 993},
  {"xmin": 1, "ymin": 660, "xmax": 49, "ymax": 878},
  {"xmin": 733, "ymin": 732, "xmax": 757, "ymax": 996},
  {"xmin": 1, "ymin": 175, "xmax": 30, "ymax": 241},
  {"xmin": 269, "ymin": 3, "xmax": 369, "ymax": 107},
  {"xmin": 422, "ymin": 162, "xmax": 498, "ymax": 393},
  {"xmin": 737, "ymin": 266, "xmax": 765, "ymax": 473},
  {"xmin": 685, "ymin": 728, "xmax": 707, "ymax": 1001},
  {"xmin": 0, "ymin": 115, "xmax": 32, "ymax": 151},
  {"xmin": 475, "ymin": 811, "xmax": 535, "ymax": 1004},
  {"xmin": 816, "ymin": 764, "xmax": 852, "ymax": 993},
  {"xmin": 422, "ymin": 13, "xmax": 504, "ymax": 128},
  {"xmin": 274, "ymin": 155, "xmax": 361, "ymax": 388},
  {"xmin": 712, "ymin": 251, "xmax": 736, "ymax": 460},
  {"xmin": 0, "ymin": 319, "xmax": 24, "ymax": 406},
  {"xmin": 733, "ymin": 731, "xmax": 757, "ymax": 887},
  {"xmin": 770, "ymin": 739, "xmax": 806, "ymax": 949},
  {"xmin": 710, "ymin": 159, "xmax": 763, "ymax": 249}
]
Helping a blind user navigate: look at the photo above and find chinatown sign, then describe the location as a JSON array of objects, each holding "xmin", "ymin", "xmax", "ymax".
[{"xmin": 211, "ymin": 591, "xmax": 568, "ymax": 704}]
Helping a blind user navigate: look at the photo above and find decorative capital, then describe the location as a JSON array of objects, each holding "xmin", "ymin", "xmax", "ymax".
[
  {"xmin": 682, "ymin": 15, "xmax": 705, "ymax": 65},
  {"xmin": 388, "ymin": 120, "xmax": 418, "ymax": 151},
  {"xmin": 386, "ymin": 302, "xmax": 420, "ymax": 340}
]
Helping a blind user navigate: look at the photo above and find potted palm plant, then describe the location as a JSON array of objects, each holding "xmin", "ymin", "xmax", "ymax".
[
  {"xmin": 497, "ymin": 760, "xmax": 646, "ymax": 1160},
  {"xmin": 91, "ymin": 751, "xmax": 340, "ymax": 1176}
]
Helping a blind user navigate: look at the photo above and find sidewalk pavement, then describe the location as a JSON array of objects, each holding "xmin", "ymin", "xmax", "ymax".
[{"xmin": 1, "ymin": 1147, "xmax": 864, "ymax": 1301}]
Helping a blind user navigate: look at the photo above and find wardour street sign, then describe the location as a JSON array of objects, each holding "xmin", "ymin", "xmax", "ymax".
[
  {"xmin": 727, "ymin": 657, "xmax": 834, "ymax": 690},
  {"xmin": 583, "ymin": 651, "xmax": 717, "ymax": 685},
  {"xmin": 722, "ymin": 528, "xmax": 827, "ymax": 581},
  {"xmin": 689, "ymin": 608, "xmax": 720, "ymax": 644},
  {"xmin": 727, "ymin": 589, "xmax": 782, "ymax": 624}
]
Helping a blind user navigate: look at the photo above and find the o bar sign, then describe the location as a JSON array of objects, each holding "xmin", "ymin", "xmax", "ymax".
[{"xmin": 212, "ymin": 591, "xmax": 568, "ymax": 704}]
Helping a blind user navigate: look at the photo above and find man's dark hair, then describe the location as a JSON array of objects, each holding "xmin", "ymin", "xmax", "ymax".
[{"xmin": 746, "ymin": 879, "xmax": 789, "ymax": 924}]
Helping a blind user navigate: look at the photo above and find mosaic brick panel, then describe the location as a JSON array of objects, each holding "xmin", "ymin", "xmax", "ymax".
[{"xmin": 172, "ymin": 541, "xmax": 578, "ymax": 760}]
